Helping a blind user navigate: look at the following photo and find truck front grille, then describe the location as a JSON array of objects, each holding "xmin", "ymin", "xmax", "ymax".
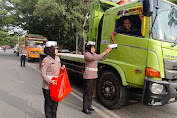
[{"xmin": 164, "ymin": 59, "xmax": 177, "ymax": 81}]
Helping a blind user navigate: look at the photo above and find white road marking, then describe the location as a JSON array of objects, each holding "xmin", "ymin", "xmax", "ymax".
[
  {"xmin": 27, "ymin": 62, "xmax": 121, "ymax": 118},
  {"xmin": 72, "ymin": 89, "xmax": 121, "ymax": 118},
  {"xmin": 71, "ymin": 91, "xmax": 111, "ymax": 118},
  {"xmin": 27, "ymin": 63, "xmax": 41, "ymax": 73}
]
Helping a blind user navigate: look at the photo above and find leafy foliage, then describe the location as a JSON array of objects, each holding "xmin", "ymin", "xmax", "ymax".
[
  {"xmin": 0, "ymin": 29, "xmax": 23, "ymax": 47},
  {"xmin": 168, "ymin": 0, "xmax": 177, "ymax": 5},
  {"xmin": 0, "ymin": 30, "xmax": 10, "ymax": 46},
  {"xmin": 0, "ymin": 0, "xmax": 93, "ymax": 51},
  {"xmin": 1, "ymin": 0, "xmax": 174, "ymax": 50}
]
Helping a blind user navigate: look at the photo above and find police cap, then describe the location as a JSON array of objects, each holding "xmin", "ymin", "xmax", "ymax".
[
  {"xmin": 45, "ymin": 41, "xmax": 58, "ymax": 48},
  {"xmin": 87, "ymin": 41, "xmax": 96, "ymax": 46}
]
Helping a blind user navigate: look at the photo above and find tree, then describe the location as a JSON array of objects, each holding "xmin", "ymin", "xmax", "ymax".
[
  {"xmin": 168, "ymin": 0, "xmax": 177, "ymax": 4},
  {"xmin": 0, "ymin": 0, "xmax": 93, "ymax": 51},
  {"xmin": 0, "ymin": 29, "xmax": 10, "ymax": 46}
]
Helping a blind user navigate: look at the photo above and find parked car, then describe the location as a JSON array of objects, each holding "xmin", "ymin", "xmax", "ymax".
[
  {"xmin": 0, "ymin": 47, "xmax": 3, "ymax": 50},
  {"xmin": 58, "ymin": 49, "xmax": 70, "ymax": 53},
  {"xmin": 13, "ymin": 47, "xmax": 17, "ymax": 53}
]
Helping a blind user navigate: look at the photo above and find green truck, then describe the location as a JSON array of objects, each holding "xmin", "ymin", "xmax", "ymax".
[{"xmin": 40, "ymin": 0, "xmax": 177, "ymax": 109}]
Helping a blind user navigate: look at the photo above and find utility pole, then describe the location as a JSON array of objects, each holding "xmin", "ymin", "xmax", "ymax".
[{"xmin": 76, "ymin": 35, "xmax": 78, "ymax": 54}]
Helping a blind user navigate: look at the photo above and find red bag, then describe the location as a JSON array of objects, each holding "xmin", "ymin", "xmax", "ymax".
[{"xmin": 50, "ymin": 68, "xmax": 72, "ymax": 102}]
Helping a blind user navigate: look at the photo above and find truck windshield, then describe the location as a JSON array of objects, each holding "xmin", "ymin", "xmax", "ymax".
[
  {"xmin": 152, "ymin": 0, "xmax": 177, "ymax": 42},
  {"xmin": 29, "ymin": 40, "xmax": 46, "ymax": 48}
]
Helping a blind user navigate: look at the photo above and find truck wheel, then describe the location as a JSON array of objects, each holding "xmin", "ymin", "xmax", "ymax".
[{"xmin": 97, "ymin": 71, "xmax": 128, "ymax": 109}]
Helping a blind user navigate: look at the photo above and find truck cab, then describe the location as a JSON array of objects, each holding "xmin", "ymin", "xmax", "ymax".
[
  {"xmin": 24, "ymin": 34, "xmax": 48, "ymax": 59},
  {"xmin": 88, "ymin": 0, "xmax": 177, "ymax": 108}
]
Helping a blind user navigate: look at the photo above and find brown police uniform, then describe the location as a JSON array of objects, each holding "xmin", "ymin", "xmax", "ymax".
[
  {"xmin": 20, "ymin": 48, "xmax": 27, "ymax": 67},
  {"xmin": 83, "ymin": 52, "xmax": 106, "ymax": 111},
  {"xmin": 41, "ymin": 55, "xmax": 61, "ymax": 118},
  {"xmin": 41, "ymin": 55, "xmax": 61, "ymax": 89},
  {"xmin": 84, "ymin": 52, "xmax": 106, "ymax": 79}
]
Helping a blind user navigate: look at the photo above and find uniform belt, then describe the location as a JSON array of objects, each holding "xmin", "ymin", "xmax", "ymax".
[{"xmin": 85, "ymin": 67, "xmax": 98, "ymax": 71}]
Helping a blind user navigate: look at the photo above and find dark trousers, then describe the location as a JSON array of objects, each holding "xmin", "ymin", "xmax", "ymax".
[
  {"xmin": 21, "ymin": 55, "xmax": 26, "ymax": 67},
  {"xmin": 43, "ymin": 89, "xmax": 58, "ymax": 118},
  {"xmin": 83, "ymin": 79, "xmax": 97, "ymax": 110}
]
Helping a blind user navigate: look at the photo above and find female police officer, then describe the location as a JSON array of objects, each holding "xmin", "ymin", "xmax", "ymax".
[
  {"xmin": 82, "ymin": 41, "xmax": 112, "ymax": 115},
  {"xmin": 41, "ymin": 41, "xmax": 65, "ymax": 118}
]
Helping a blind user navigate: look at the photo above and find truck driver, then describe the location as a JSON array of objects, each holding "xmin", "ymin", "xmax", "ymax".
[{"xmin": 110, "ymin": 17, "xmax": 140, "ymax": 44}]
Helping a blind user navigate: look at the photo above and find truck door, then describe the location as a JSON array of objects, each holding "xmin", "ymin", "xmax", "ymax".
[
  {"xmin": 102, "ymin": 6, "xmax": 149, "ymax": 86},
  {"xmin": 89, "ymin": 0, "xmax": 118, "ymax": 52}
]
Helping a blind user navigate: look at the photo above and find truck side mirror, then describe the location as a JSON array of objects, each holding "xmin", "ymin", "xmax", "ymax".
[{"xmin": 142, "ymin": 0, "xmax": 153, "ymax": 17}]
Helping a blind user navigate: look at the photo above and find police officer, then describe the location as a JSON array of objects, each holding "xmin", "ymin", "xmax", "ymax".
[
  {"xmin": 3, "ymin": 47, "xmax": 6, "ymax": 52},
  {"xmin": 41, "ymin": 41, "xmax": 65, "ymax": 118},
  {"xmin": 20, "ymin": 45, "xmax": 27, "ymax": 67},
  {"xmin": 82, "ymin": 41, "xmax": 112, "ymax": 115}
]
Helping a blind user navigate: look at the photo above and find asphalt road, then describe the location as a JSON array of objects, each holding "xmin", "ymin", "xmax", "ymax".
[{"xmin": 0, "ymin": 49, "xmax": 177, "ymax": 118}]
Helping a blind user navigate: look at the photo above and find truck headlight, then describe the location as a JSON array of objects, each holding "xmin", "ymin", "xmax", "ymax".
[{"xmin": 150, "ymin": 83, "xmax": 164, "ymax": 94}]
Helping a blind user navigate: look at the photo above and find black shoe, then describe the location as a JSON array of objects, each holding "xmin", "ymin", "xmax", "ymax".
[
  {"xmin": 82, "ymin": 109, "xmax": 91, "ymax": 115},
  {"xmin": 88, "ymin": 107, "xmax": 94, "ymax": 111}
]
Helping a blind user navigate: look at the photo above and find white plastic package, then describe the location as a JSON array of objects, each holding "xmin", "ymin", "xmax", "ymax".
[{"xmin": 107, "ymin": 44, "xmax": 118, "ymax": 49}]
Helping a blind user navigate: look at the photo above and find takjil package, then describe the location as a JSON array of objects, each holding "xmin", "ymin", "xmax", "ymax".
[{"xmin": 50, "ymin": 68, "xmax": 72, "ymax": 102}]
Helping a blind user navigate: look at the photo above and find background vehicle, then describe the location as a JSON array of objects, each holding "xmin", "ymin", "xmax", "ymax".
[
  {"xmin": 13, "ymin": 44, "xmax": 19, "ymax": 53},
  {"xmin": 16, "ymin": 44, "xmax": 22, "ymax": 56},
  {"xmin": 24, "ymin": 34, "xmax": 48, "ymax": 60},
  {"xmin": 13, "ymin": 47, "xmax": 17, "ymax": 53},
  {"xmin": 40, "ymin": 0, "xmax": 177, "ymax": 109},
  {"xmin": 58, "ymin": 49, "xmax": 70, "ymax": 53}
]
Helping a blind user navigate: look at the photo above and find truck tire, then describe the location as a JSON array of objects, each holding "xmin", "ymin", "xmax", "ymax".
[{"xmin": 97, "ymin": 71, "xmax": 128, "ymax": 109}]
